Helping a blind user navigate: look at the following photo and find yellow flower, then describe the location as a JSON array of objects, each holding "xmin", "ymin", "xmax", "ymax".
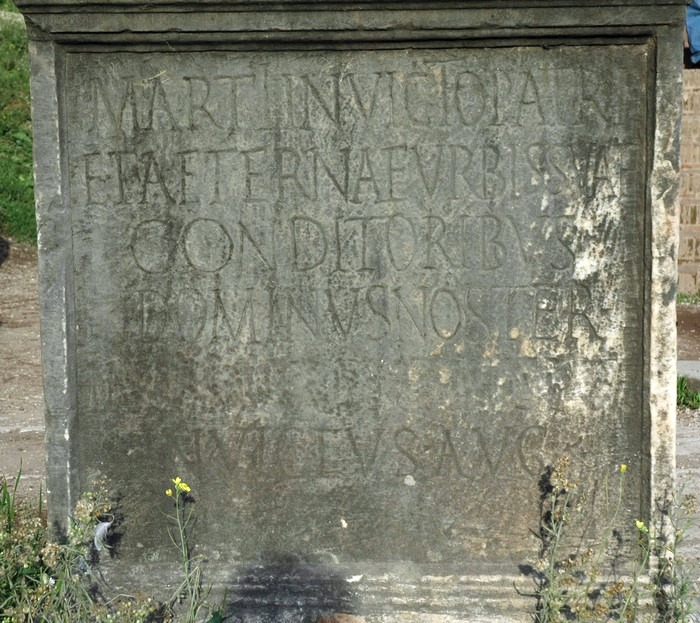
[
  {"xmin": 620, "ymin": 464, "xmax": 627, "ymax": 473},
  {"xmin": 635, "ymin": 520, "xmax": 649, "ymax": 534},
  {"xmin": 171, "ymin": 477, "xmax": 191, "ymax": 493},
  {"xmin": 165, "ymin": 489, "xmax": 173, "ymax": 497}
]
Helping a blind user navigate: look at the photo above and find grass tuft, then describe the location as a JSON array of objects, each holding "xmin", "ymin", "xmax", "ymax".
[
  {"xmin": 678, "ymin": 376, "xmax": 700, "ymax": 409},
  {"xmin": 0, "ymin": 470, "xmax": 231, "ymax": 622},
  {"xmin": 678, "ymin": 292, "xmax": 700, "ymax": 305},
  {"xmin": 0, "ymin": 471, "xmax": 168, "ymax": 622}
]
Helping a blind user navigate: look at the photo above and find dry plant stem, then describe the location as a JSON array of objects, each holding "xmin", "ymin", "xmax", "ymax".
[
  {"xmin": 532, "ymin": 460, "xmax": 698, "ymax": 623},
  {"xmin": 166, "ymin": 477, "xmax": 205, "ymax": 623},
  {"xmin": 618, "ymin": 524, "xmax": 652, "ymax": 621},
  {"xmin": 654, "ymin": 492, "xmax": 698, "ymax": 623},
  {"xmin": 581, "ymin": 470, "xmax": 625, "ymax": 599}
]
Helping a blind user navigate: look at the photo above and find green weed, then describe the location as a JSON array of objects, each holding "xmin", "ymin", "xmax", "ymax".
[
  {"xmin": 0, "ymin": 473, "xmax": 165, "ymax": 622},
  {"xmin": 163, "ymin": 476, "xmax": 225, "ymax": 623},
  {"xmin": 678, "ymin": 376, "xmax": 700, "ymax": 409},
  {"xmin": 0, "ymin": 470, "xmax": 230, "ymax": 622},
  {"xmin": 523, "ymin": 458, "xmax": 698, "ymax": 623},
  {"xmin": 677, "ymin": 292, "xmax": 700, "ymax": 305}
]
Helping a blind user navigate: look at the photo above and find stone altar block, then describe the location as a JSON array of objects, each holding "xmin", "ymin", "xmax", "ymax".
[{"xmin": 16, "ymin": 1, "xmax": 684, "ymax": 621}]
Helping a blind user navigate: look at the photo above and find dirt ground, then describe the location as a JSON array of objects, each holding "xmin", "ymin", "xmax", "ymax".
[
  {"xmin": 678, "ymin": 304, "xmax": 700, "ymax": 361},
  {"xmin": 0, "ymin": 244, "xmax": 43, "ymax": 497}
]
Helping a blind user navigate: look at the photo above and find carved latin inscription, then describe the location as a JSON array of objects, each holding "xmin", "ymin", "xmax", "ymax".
[{"xmin": 68, "ymin": 45, "xmax": 648, "ymax": 563}]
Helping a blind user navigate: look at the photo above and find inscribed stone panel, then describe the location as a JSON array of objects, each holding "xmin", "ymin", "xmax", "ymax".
[{"xmin": 65, "ymin": 44, "xmax": 648, "ymax": 566}]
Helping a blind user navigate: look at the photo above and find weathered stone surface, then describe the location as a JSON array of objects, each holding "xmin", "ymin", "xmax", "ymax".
[{"xmin": 16, "ymin": 2, "xmax": 684, "ymax": 621}]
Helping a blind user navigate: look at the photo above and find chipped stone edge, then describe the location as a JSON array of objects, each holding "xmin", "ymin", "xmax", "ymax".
[
  {"xmin": 648, "ymin": 23, "xmax": 683, "ymax": 549},
  {"xmin": 27, "ymin": 37, "xmax": 78, "ymax": 535}
]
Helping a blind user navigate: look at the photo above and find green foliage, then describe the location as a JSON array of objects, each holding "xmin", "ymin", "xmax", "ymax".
[
  {"xmin": 0, "ymin": 471, "xmax": 231, "ymax": 622},
  {"xmin": 0, "ymin": 0, "xmax": 19, "ymax": 13},
  {"xmin": 0, "ymin": 12, "xmax": 35, "ymax": 242},
  {"xmin": 677, "ymin": 291, "xmax": 700, "ymax": 305},
  {"xmin": 0, "ymin": 470, "xmax": 94, "ymax": 622},
  {"xmin": 678, "ymin": 376, "xmax": 700, "ymax": 409}
]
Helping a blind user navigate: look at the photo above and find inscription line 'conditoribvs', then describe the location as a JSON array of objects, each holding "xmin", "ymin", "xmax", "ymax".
[{"xmin": 129, "ymin": 214, "xmax": 575, "ymax": 275}]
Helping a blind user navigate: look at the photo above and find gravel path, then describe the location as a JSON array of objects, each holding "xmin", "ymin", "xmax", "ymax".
[{"xmin": 0, "ymin": 244, "xmax": 43, "ymax": 497}]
